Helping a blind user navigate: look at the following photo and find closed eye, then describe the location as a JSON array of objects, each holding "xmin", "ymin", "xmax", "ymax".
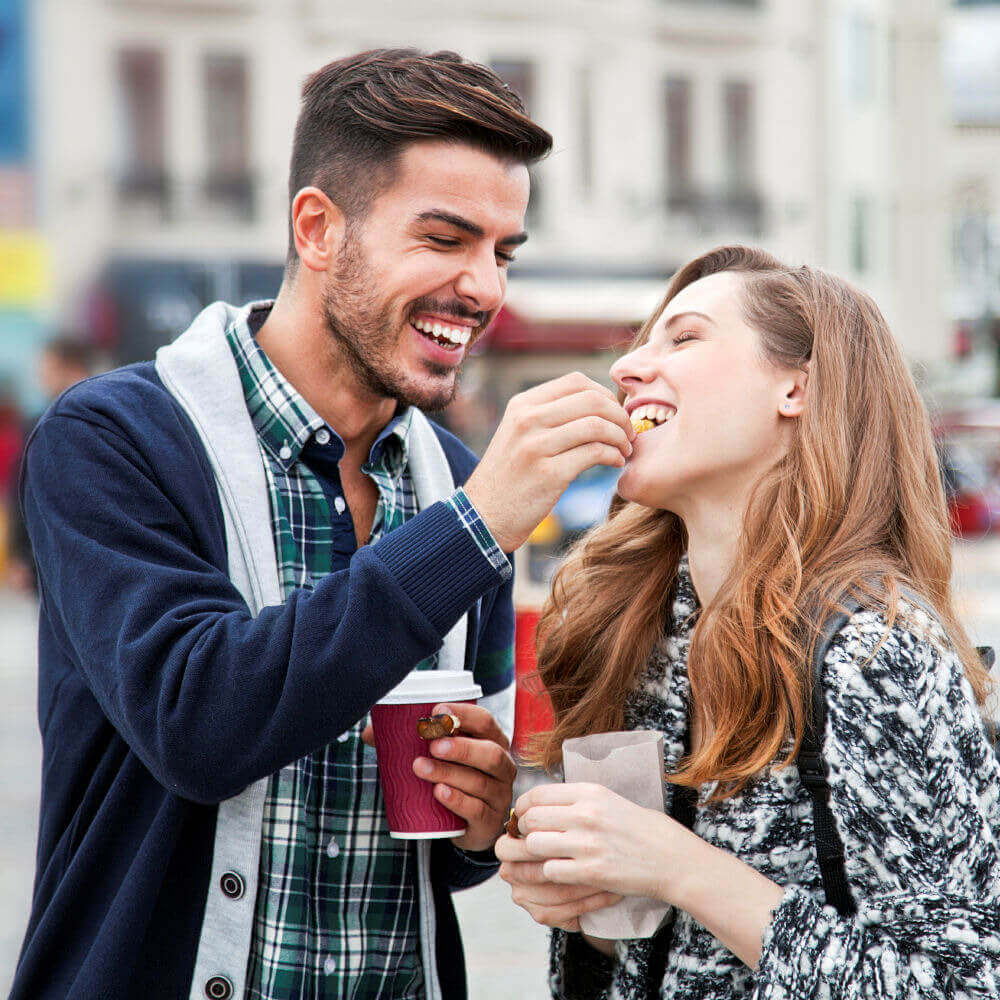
[
  {"xmin": 672, "ymin": 332, "xmax": 697, "ymax": 346},
  {"xmin": 427, "ymin": 236, "xmax": 516, "ymax": 266}
]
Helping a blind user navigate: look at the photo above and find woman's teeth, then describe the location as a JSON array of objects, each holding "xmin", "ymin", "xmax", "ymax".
[
  {"xmin": 413, "ymin": 318, "xmax": 472, "ymax": 347},
  {"xmin": 630, "ymin": 403, "xmax": 677, "ymax": 428}
]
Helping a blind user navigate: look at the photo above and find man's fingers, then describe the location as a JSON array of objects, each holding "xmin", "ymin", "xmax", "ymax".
[
  {"xmin": 413, "ymin": 756, "xmax": 510, "ymax": 808},
  {"xmin": 426, "ymin": 731, "xmax": 517, "ymax": 785},
  {"xmin": 515, "ymin": 372, "xmax": 619, "ymax": 407},
  {"xmin": 547, "ymin": 441, "xmax": 628, "ymax": 480},
  {"xmin": 431, "ymin": 782, "xmax": 502, "ymax": 831},
  {"xmin": 532, "ymin": 390, "xmax": 635, "ymax": 441},
  {"xmin": 433, "ymin": 703, "xmax": 510, "ymax": 752},
  {"xmin": 539, "ymin": 417, "xmax": 632, "ymax": 462}
]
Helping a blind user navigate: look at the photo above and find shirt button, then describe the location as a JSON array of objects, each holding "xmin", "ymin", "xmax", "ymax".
[
  {"xmin": 279, "ymin": 444, "xmax": 292, "ymax": 461},
  {"xmin": 205, "ymin": 975, "xmax": 234, "ymax": 999},
  {"xmin": 334, "ymin": 496, "xmax": 346, "ymax": 515},
  {"xmin": 219, "ymin": 871, "xmax": 245, "ymax": 900},
  {"xmin": 316, "ymin": 428, "xmax": 331, "ymax": 445},
  {"xmin": 324, "ymin": 956, "xmax": 337, "ymax": 976},
  {"xmin": 326, "ymin": 838, "xmax": 340, "ymax": 859}
]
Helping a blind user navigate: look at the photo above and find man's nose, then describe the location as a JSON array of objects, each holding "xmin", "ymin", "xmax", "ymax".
[{"xmin": 454, "ymin": 250, "xmax": 505, "ymax": 314}]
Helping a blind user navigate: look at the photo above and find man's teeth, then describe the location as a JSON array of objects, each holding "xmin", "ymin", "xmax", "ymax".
[
  {"xmin": 413, "ymin": 318, "xmax": 472, "ymax": 346},
  {"xmin": 631, "ymin": 403, "xmax": 677, "ymax": 425}
]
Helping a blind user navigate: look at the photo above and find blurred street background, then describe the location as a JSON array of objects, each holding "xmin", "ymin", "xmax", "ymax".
[{"xmin": 3, "ymin": 0, "xmax": 1000, "ymax": 993}]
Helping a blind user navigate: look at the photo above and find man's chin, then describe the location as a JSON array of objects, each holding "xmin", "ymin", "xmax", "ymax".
[{"xmin": 391, "ymin": 371, "xmax": 458, "ymax": 413}]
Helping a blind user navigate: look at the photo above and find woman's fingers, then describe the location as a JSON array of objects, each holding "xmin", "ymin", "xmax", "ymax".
[{"xmin": 519, "ymin": 891, "xmax": 623, "ymax": 931}]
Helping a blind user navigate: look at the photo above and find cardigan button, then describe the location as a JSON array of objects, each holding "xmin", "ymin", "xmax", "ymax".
[
  {"xmin": 219, "ymin": 871, "xmax": 245, "ymax": 900},
  {"xmin": 205, "ymin": 975, "xmax": 233, "ymax": 999}
]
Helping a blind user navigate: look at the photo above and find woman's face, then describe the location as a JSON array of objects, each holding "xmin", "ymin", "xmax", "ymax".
[{"xmin": 610, "ymin": 271, "xmax": 804, "ymax": 514}]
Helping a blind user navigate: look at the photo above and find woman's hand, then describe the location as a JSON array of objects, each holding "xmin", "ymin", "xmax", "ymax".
[
  {"xmin": 495, "ymin": 829, "xmax": 622, "ymax": 931},
  {"xmin": 512, "ymin": 782, "xmax": 690, "ymax": 902},
  {"xmin": 513, "ymin": 781, "xmax": 786, "ymax": 969}
]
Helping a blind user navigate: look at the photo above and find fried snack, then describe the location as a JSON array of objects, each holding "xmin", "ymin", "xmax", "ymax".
[
  {"xmin": 631, "ymin": 416, "xmax": 656, "ymax": 434},
  {"xmin": 505, "ymin": 807, "xmax": 523, "ymax": 839},
  {"xmin": 416, "ymin": 713, "xmax": 460, "ymax": 740}
]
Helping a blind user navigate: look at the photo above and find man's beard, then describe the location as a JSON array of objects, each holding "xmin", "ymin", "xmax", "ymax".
[{"xmin": 321, "ymin": 233, "xmax": 477, "ymax": 413}]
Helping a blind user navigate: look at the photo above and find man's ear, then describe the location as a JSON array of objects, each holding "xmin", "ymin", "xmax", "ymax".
[{"xmin": 290, "ymin": 187, "xmax": 347, "ymax": 273}]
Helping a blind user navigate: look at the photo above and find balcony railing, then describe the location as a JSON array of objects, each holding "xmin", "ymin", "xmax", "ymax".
[
  {"xmin": 114, "ymin": 170, "xmax": 258, "ymax": 225},
  {"xmin": 666, "ymin": 185, "xmax": 765, "ymax": 236}
]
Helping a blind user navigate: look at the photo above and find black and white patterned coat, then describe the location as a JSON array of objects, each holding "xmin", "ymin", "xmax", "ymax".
[{"xmin": 550, "ymin": 561, "xmax": 1000, "ymax": 999}]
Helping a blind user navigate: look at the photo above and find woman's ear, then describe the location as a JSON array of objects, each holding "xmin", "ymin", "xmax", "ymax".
[
  {"xmin": 290, "ymin": 186, "xmax": 347, "ymax": 273},
  {"xmin": 779, "ymin": 362, "xmax": 809, "ymax": 418}
]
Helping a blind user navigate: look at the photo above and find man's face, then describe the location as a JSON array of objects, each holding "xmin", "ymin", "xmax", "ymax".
[{"xmin": 321, "ymin": 140, "xmax": 530, "ymax": 411}]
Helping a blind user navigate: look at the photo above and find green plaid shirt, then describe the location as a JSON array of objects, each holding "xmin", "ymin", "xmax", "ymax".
[{"xmin": 225, "ymin": 313, "xmax": 505, "ymax": 999}]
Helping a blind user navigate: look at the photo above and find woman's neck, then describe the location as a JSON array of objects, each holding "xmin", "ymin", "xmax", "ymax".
[{"xmin": 678, "ymin": 496, "xmax": 745, "ymax": 610}]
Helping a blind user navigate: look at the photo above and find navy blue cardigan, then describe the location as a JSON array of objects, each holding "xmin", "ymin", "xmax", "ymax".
[{"xmin": 10, "ymin": 363, "xmax": 514, "ymax": 1000}]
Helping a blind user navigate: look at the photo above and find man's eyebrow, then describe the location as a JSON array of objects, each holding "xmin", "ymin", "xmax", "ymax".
[
  {"xmin": 415, "ymin": 210, "xmax": 529, "ymax": 247},
  {"xmin": 664, "ymin": 310, "xmax": 716, "ymax": 328}
]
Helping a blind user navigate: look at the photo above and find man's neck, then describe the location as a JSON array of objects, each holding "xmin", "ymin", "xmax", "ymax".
[{"xmin": 256, "ymin": 292, "xmax": 397, "ymax": 467}]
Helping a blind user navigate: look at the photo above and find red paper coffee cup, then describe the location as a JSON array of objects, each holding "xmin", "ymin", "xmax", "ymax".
[{"xmin": 371, "ymin": 670, "xmax": 483, "ymax": 839}]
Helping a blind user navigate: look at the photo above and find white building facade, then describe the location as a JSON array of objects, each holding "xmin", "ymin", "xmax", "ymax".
[{"xmin": 33, "ymin": 0, "xmax": 949, "ymax": 364}]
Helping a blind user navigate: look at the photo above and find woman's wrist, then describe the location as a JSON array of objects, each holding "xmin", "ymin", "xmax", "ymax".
[{"xmin": 664, "ymin": 833, "xmax": 786, "ymax": 969}]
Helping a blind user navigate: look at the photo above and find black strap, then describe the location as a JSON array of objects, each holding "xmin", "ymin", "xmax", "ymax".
[
  {"xmin": 799, "ymin": 590, "xmax": 997, "ymax": 917},
  {"xmin": 647, "ymin": 736, "xmax": 698, "ymax": 994}
]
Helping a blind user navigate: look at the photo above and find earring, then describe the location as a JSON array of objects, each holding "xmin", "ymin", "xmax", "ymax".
[{"xmin": 783, "ymin": 403, "xmax": 790, "ymax": 411}]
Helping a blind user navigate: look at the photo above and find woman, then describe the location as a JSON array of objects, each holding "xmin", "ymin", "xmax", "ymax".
[{"xmin": 496, "ymin": 246, "xmax": 1000, "ymax": 999}]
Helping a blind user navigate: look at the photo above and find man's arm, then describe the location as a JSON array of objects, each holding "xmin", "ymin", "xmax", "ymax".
[{"xmin": 25, "ymin": 411, "xmax": 506, "ymax": 804}]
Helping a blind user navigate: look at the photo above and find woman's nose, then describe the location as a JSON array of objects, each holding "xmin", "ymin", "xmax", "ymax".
[{"xmin": 610, "ymin": 350, "xmax": 655, "ymax": 392}]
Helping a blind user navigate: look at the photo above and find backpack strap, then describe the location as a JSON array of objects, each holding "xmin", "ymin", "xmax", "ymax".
[
  {"xmin": 797, "ymin": 601, "xmax": 860, "ymax": 917},
  {"xmin": 799, "ymin": 591, "xmax": 997, "ymax": 917}
]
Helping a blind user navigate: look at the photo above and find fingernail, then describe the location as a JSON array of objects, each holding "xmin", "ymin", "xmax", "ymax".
[
  {"xmin": 432, "ymin": 703, "xmax": 450, "ymax": 715},
  {"xmin": 414, "ymin": 758, "xmax": 434, "ymax": 777},
  {"xmin": 433, "ymin": 739, "xmax": 453, "ymax": 755},
  {"xmin": 437, "ymin": 784, "xmax": 452, "ymax": 800}
]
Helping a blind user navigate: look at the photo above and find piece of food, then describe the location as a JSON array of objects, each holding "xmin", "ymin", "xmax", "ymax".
[
  {"xmin": 416, "ymin": 713, "xmax": 461, "ymax": 740},
  {"xmin": 505, "ymin": 807, "xmax": 523, "ymax": 839},
  {"xmin": 631, "ymin": 416, "xmax": 656, "ymax": 434}
]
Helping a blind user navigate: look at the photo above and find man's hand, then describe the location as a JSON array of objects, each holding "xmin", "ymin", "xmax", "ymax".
[
  {"xmin": 361, "ymin": 702, "xmax": 516, "ymax": 852},
  {"xmin": 462, "ymin": 372, "xmax": 634, "ymax": 553}
]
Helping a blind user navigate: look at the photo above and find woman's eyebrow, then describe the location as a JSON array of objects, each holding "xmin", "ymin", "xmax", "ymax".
[{"xmin": 663, "ymin": 310, "xmax": 716, "ymax": 328}]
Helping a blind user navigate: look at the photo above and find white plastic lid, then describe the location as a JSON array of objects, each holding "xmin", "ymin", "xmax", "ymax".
[{"xmin": 377, "ymin": 670, "xmax": 482, "ymax": 706}]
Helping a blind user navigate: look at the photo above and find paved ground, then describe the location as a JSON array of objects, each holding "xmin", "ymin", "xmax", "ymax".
[{"xmin": 2, "ymin": 536, "xmax": 998, "ymax": 996}]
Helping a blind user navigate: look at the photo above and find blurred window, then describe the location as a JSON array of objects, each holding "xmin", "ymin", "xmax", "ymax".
[
  {"xmin": 203, "ymin": 53, "xmax": 253, "ymax": 221},
  {"xmin": 842, "ymin": 12, "xmax": 876, "ymax": 105},
  {"xmin": 664, "ymin": 76, "xmax": 693, "ymax": 211},
  {"xmin": 115, "ymin": 48, "xmax": 168, "ymax": 215},
  {"xmin": 723, "ymin": 80, "xmax": 754, "ymax": 194},
  {"xmin": 490, "ymin": 59, "xmax": 541, "ymax": 227},
  {"xmin": 850, "ymin": 195, "xmax": 871, "ymax": 274},
  {"xmin": 579, "ymin": 65, "xmax": 594, "ymax": 198}
]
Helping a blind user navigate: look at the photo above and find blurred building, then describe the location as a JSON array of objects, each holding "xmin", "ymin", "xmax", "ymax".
[
  {"xmin": 0, "ymin": 0, "xmax": 49, "ymax": 408},
  {"xmin": 31, "ymin": 0, "xmax": 949, "ymax": 369},
  {"xmin": 946, "ymin": 0, "xmax": 1000, "ymax": 386}
]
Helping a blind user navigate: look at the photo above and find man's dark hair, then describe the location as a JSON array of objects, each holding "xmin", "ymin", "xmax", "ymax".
[{"xmin": 286, "ymin": 48, "xmax": 553, "ymax": 267}]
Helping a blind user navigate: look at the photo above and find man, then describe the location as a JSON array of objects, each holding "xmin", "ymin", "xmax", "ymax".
[
  {"xmin": 11, "ymin": 49, "xmax": 634, "ymax": 999},
  {"xmin": 6, "ymin": 336, "xmax": 99, "ymax": 591}
]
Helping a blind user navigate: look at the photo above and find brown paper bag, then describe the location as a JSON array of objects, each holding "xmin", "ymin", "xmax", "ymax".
[{"xmin": 561, "ymin": 730, "xmax": 671, "ymax": 939}]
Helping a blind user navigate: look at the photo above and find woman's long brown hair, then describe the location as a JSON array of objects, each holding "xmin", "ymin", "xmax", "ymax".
[{"xmin": 527, "ymin": 245, "xmax": 993, "ymax": 799}]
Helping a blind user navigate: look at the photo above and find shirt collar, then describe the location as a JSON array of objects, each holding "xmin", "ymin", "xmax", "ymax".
[{"xmin": 227, "ymin": 307, "xmax": 414, "ymax": 476}]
